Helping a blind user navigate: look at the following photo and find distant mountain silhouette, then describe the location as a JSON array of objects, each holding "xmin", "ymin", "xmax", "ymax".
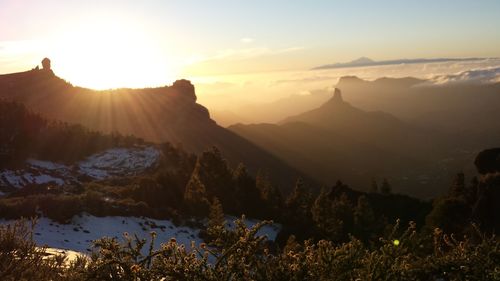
[
  {"xmin": 0, "ymin": 62, "xmax": 313, "ymax": 192},
  {"xmin": 230, "ymin": 89, "xmax": 449, "ymax": 198},
  {"xmin": 335, "ymin": 76, "xmax": 500, "ymax": 140},
  {"xmin": 312, "ymin": 57, "xmax": 488, "ymax": 70},
  {"xmin": 213, "ymin": 89, "xmax": 332, "ymax": 126},
  {"xmin": 229, "ymin": 75, "xmax": 500, "ymax": 197}
]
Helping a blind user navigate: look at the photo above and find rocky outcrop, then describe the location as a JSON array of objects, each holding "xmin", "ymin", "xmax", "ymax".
[
  {"xmin": 42, "ymin": 58, "xmax": 51, "ymax": 70},
  {"xmin": 332, "ymin": 88, "xmax": 343, "ymax": 103}
]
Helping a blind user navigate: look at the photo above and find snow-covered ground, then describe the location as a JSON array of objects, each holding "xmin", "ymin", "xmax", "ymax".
[
  {"xmin": 0, "ymin": 146, "xmax": 160, "ymax": 191},
  {"xmin": 79, "ymin": 146, "xmax": 160, "ymax": 180},
  {"xmin": 0, "ymin": 214, "xmax": 281, "ymax": 256}
]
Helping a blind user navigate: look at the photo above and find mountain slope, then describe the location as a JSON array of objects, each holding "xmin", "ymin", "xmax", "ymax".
[
  {"xmin": 335, "ymin": 76, "xmax": 500, "ymax": 149},
  {"xmin": 0, "ymin": 64, "xmax": 312, "ymax": 192},
  {"xmin": 280, "ymin": 89, "xmax": 441, "ymax": 160},
  {"xmin": 230, "ymin": 89, "xmax": 449, "ymax": 198}
]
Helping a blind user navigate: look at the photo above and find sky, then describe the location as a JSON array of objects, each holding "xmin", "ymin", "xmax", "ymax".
[{"xmin": 1, "ymin": 0, "xmax": 499, "ymax": 89}]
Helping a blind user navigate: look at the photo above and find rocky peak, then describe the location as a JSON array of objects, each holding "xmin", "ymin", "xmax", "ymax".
[
  {"xmin": 332, "ymin": 88, "xmax": 343, "ymax": 103},
  {"xmin": 172, "ymin": 79, "xmax": 196, "ymax": 102},
  {"xmin": 42, "ymin": 58, "xmax": 51, "ymax": 70}
]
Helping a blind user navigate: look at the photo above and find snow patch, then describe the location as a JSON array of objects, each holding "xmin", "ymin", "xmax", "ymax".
[
  {"xmin": 0, "ymin": 146, "xmax": 160, "ymax": 190},
  {"xmin": 78, "ymin": 147, "xmax": 160, "ymax": 180},
  {"xmin": 0, "ymin": 170, "xmax": 66, "ymax": 188},
  {"xmin": 0, "ymin": 214, "xmax": 281, "ymax": 255}
]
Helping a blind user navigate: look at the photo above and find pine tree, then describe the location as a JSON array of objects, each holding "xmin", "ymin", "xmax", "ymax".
[
  {"xmin": 327, "ymin": 193, "xmax": 354, "ymax": 241},
  {"xmin": 233, "ymin": 163, "xmax": 260, "ymax": 217},
  {"xmin": 370, "ymin": 179, "xmax": 379, "ymax": 193},
  {"xmin": 184, "ymin": 172, "xmax": 208, "ymax": 216},
  {"xmin": 466, "ymin": 176, "xmax": 479, "ymax": 204},
  {"xmin": 354, "ymin": 195, "xmax": 376, "ymax": 241},
  {"xmin": 207, "ymin": 197, "xmax": 226, "ymax": 246},
  {"xmin": 380, "ymin": 178, "xmax": 392, "ymax": 195},
  {"xmin": 186, "ymin": 147, "xmax": 233, "ymax": 212},
  {"xmin": 256, "ymin": 169, "xmax": 273, "ymax": 201},
  {"xmin": 256, "ymin": 169, "xmax": 283, "ymax": 218},
  {"xmin": 311, "ymin": 188, "xmax": 335, "ymax": 238},
  {"xmin": 425, "ymin": 197, "xmax": 470, "ymax": 234},
  {"xmin": 449, "ymin": 172, "xmax": 466, "ymax": 198},
  {"xmin": 285, "ymin": 178, "xmax": 313, "ymax": 223}
]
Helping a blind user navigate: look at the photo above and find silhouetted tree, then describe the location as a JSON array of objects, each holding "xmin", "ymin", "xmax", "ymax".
[
  {"xmin": 256, "ymin": 169, "xmax": 283, "ymax": 218},
  {"xmin": 449, "ymin": 172, "xmax": 466, "ymax": 198},
  {"xmin": 184, "ymin": 147, "xmax": 233, "ymax": 214},
  {"xmin": 285, "ymin": 178, "xmax": 313, "ymax": 222},
  {"xmin": 311, "ymin": 188, "xmax": 335, "ymax": 238},
  {"xmin": 233, "ymin": 163, "xmax": 261, "ymax": 217},
  {"xmin": 354, "ymin": 195, "xmax": 376, "ymax": 241},
  {"xmin": 370, "ymin": 179, "xmax": 379, "ymax": 193},
  {"xmin": 425, "ymin": 197, "xmax": 470, "ymax": 234},
  {"xmin": 380, "ymin": 178, "xmax": 392, "ymax": 195},
  {"xmin": 328, "ymin": 192, "xmax": 354, "ymax": 242}
]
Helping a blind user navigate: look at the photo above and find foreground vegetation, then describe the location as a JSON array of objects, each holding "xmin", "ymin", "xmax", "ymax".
[
  {"xmin": 1, "ymin": 100, "xmax": 500, "ymax": 280},
  {"xmin": 1, "ymin": 218, "xmax": 499, "ymax": 281}
]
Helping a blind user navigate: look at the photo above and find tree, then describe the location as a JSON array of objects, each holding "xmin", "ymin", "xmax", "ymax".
[
  {"xmin": 449, "ymin": 172, "xmax": 466, "ymax": 198},
  {"xmin": 311, "ymin": 188, "xmax": 335, "ymax": 238},
  {"xmin": 285, "ymin": 178, "xmax": 313, "ymax": 224},
  {"xmin": 354, "ymin": 195, "xmax": 376, "ymax": 241},
  {"xmin": 328, "ymin": 193, "xmax": 354, "ymax": 242},
  {"xmin": 233, "ymin": 163, "xmax": 261, "ymax": 217},
  {"xmin": 206, "ymin": 197, "xmax": 226, "ymax": 246},
  {"xmin": 184, "ymin": 172, "xmax": 208, "ymax": 216},
  {"xmin": 380, "ymin": 178, "xmax": 392, "ymax": 195},
  {"xmin": 256, "ymin": 169, "xmax": 283, "ymax": 218},
  {"xmin": 184, "ymin": 147, "xmax": 233, "ymax": 214},
  {"xmin": 425, "ymin": 197, "xmax": 470, "ymax": 234},
  {"xmin": 370, "ymin": 179, "xmax": 379, "ymax": 193},
  {"xmin": 466, "ymin": 176, "xmax": 479, "ymax": 205}
]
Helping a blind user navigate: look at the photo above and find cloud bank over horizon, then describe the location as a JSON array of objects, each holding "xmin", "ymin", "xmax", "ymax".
[
  {"xmin": 423, "ymin": 66, "xmax": 500, "ymax": 86},
  {"xmin": 195, "ymin": 58, "xmax": 500, "ymax": 116}
]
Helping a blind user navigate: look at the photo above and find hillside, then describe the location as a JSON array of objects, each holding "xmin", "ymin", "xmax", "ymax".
[
  {"xmin": 230, "ymin": 89, "xmax": 457, "ymax": 198},
  {"xmin": 0, "ymin": 63, "xmax": 311, "ymax": 192},
  {"xmin": 335, "ymin": 76, "xmax": 500, "ymax": 140}
]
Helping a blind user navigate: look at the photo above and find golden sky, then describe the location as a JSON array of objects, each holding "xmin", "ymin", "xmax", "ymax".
[{"xmin": 1, "ymin": 0, "xmax": 499, "ymax": 89}]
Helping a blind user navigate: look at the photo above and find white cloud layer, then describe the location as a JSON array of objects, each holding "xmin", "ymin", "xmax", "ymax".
[{"xmin": 424, "ymin": 67, "xmax": 500, "ymax": 85}]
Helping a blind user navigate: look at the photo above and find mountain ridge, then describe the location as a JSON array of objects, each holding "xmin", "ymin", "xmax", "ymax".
[
  {"xmin": 0, "ymin": 61, "xmax": 314, "ymax": 192},
  {"xmin": 229, "ymin": 88, "xmax": 446, "ymax": 198}
]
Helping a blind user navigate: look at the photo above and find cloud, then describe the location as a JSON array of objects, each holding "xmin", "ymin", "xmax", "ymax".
[
  {"xmin": 192, "ymin": 46, "xmax": 304, "ymax": 64},
  {"xmin": 422, "ymin": 67, "xmax": 500, "ymax": 86},
  {"xmin": 240, "ymin": 38, "xmax": 255, "ymax": 44}
]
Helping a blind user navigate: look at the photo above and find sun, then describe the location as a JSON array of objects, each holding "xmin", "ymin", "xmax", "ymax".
[{"xmin": 50, "ymin": 18, "xmax": 178, "ymax": 89}]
